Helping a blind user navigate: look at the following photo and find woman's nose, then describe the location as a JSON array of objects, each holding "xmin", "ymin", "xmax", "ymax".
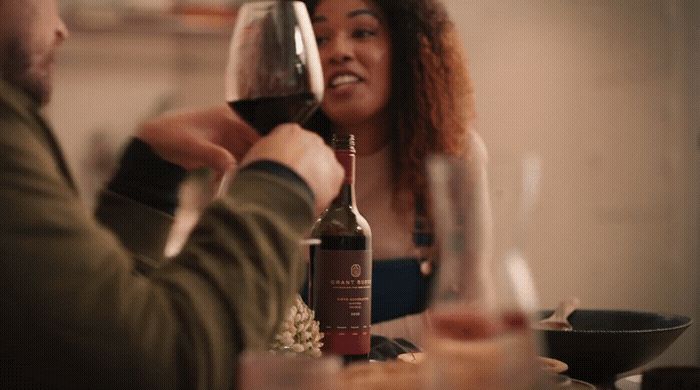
[
  {"xmin": 327, "ymin": 35, "xmax": 353, "ymax": 64},
  {"xmin": 55, "ymin": 16, "xmax": 69, "ymax": 44}
]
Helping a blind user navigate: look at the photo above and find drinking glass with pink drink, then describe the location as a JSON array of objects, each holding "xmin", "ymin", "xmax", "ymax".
[{"xmin": 424, "ymin": 156, "xmax": 542, "ymax": 390}]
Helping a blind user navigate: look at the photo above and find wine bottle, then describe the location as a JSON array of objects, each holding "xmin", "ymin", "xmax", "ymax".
[{"xmin": 310, "ymin": 134, "xmax": 372, "ymax": 363}]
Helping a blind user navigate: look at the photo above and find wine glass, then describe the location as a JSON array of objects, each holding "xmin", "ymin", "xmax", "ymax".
[
  {"xmin": 423, "ymin": 155, "xmax": 542, "ymax": 389},
  {"xmin": 238, "ymin": 351, "xmax": 342, "ymax": 390},
  {"xmin": 226, "ymin": 0, "xmax": 324, "ymax": 135}
]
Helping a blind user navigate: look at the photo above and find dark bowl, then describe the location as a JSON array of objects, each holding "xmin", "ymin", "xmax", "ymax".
[{"xmin": 536, "ymin": 310, "xmax": 692, "ymax": 385}]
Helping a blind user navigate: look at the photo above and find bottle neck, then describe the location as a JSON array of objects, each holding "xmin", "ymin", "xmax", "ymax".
[{"xmin": 333, "ymin": 150, "xmax": 356, "ymax": 208}]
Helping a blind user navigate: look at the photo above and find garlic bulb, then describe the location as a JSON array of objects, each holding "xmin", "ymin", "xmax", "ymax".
[{"xmin": 270, "ymin": 295, "xmax": 324, "ymax": 357}]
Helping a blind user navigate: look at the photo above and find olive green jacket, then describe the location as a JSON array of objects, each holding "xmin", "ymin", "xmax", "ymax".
[{"xmin": 0, "ymin": 78, "xmax": 313, "ymax": 389}]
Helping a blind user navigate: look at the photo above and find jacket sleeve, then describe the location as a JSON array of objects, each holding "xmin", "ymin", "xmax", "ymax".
[{"xmin": 0, "ymin": 112, "xmax": 314, "ymax": 389}]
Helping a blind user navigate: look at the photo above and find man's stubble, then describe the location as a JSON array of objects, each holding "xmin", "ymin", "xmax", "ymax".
[{"xmin": 0, "ymin": 34, "xmax": 52, "ymax": 105}]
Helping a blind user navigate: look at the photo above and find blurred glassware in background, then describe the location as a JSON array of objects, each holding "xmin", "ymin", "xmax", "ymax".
[
  {"xmin": 238, "ymin": 351, "xmax": 342, "ymax": 390},
  {"xmin": 60, "ymin": 0, "xmax": 239, "ymax": 33},
  {"xmin": 60, "ymin": 0, "xmax": 240, "ymax": 13},
  {"xmin": 423, "ymin": 155, "xmax": 543, "ymax": 389},
  {"xmin": 125, "ymin": 0, "xmax": 175, "ymax": 12},
  {"xmin": 60, "ymin": 0, "xmax": 172, "ymax": 13}
]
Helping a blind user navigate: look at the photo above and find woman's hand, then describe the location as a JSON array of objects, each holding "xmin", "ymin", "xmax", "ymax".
[{"xmin": 137, "ymin": 105, "xmax": 260, "ymax": 178}]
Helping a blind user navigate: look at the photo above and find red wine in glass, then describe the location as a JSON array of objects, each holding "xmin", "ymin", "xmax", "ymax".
[
  {"xmin": 425, "ymin": 306, "xmax": 538, "ymax": 390},
  {"xmin": 228, "ymin": 92, "xmax": 318, "ymax": 135},
  {"xmin": 226, "ymin": 1, "xmax": 323, "ymax": 135}
]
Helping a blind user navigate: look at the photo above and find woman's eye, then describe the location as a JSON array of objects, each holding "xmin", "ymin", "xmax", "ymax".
[
  {"xmin": 316, "ymin": 36, "xmax": 329, "ymax": 46},
  {"xmin": 352, "ymin": 29, "xmax": 376, "ymax": 39}
]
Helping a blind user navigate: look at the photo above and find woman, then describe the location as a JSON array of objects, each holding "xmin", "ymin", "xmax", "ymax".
[
  {"xmin": 139, "ymin": 0, "xmax": 492, "ymax": 345},
  {"xmin": 301, "ymin": 0, "xmax": 493, "ymax": 343}
]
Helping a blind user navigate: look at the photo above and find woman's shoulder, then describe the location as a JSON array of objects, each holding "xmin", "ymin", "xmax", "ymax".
[
  {"xmin": 466, "ymin": 130, "xmax": 489, "ymax": 165},
  {"xmin": 458, "ymin": 130, "xmax": 489, "ymax": 166}
]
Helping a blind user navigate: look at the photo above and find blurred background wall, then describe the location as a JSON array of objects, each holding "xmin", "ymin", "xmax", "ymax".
[
  {"xmin": 47, "ymin": 0, "xmax": 697, "ymax": 368},
  {"xmin": 441, "ymin": 0, "xmax": 699, "ymax": 367}
]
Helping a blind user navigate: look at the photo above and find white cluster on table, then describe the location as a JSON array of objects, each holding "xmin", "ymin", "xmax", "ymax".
[{"xmin": 270, "ymin": 295, "xmax": 324, "ymax": 358}]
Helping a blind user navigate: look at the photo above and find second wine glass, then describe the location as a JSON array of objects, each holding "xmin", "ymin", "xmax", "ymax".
[
  {"xmin": 423, "ymin": 155, "xmax": 542, "ymax": 390},
  {"xmin": 225, "ymin": 0, "xmax": 324, "ymax": 135}
]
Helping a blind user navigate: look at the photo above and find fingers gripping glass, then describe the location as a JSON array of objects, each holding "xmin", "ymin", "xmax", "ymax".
[{"xmin": 226, "ymin": 1, "xmax": 324, "ymax": 135}]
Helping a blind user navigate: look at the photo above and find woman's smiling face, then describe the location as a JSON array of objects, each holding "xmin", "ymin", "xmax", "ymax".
[{"xmin": 311, "ymin": 0, "xmax": 392, "ymax": 128}]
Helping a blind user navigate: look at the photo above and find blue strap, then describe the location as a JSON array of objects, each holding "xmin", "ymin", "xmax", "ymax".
[
  {"xmin": 301, "ymin": 257, "xmax": 434, "ymax": 324},
  {"xmin": 371, "ymin": 258, "xmax": 434, "ymax": 323}
]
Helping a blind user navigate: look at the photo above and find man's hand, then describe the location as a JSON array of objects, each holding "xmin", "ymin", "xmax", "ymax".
[
  {"xmin": 241, "ymin": 124, "xmax": 343, "ymax": 216},
  {"xmin": 137, "ymin": 105, "xmax": 260, "ymax": 178}
]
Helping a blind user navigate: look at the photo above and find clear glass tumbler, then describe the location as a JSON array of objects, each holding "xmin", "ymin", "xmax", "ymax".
[{"xmin": 238, "ymin": 351, "xmax": 342, "ymax": 390}]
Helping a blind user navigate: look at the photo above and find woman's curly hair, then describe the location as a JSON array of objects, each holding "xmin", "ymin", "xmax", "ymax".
[{"xmin": 304, "ymin": 0, "xmax": 475, "ymax": 213}]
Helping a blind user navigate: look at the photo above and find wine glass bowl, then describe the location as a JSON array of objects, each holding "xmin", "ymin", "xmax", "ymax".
[{"xmin": 226, "ymin": 0, "xmax": 324, "ymax": 135}]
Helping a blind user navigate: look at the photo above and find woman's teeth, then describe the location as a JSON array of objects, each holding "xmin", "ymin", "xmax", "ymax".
[{"xmin": 331, "ymin": 74, "xmax": 360, "ymax": 87}]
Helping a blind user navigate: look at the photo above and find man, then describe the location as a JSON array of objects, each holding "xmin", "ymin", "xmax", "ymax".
[{"xmin": 0, "ymin": 0, "xmax": 344, "ymax": 388}]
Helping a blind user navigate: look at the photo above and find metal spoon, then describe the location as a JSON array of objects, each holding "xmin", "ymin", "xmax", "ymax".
[{"xmin": 538, "ymin": 297, "xmax": 580, "ymax": 331}]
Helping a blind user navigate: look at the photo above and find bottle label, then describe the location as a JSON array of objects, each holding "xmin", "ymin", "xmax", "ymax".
[{"xmin": 314, "ymin": 249, "xmax": 372, "ymax": 355}]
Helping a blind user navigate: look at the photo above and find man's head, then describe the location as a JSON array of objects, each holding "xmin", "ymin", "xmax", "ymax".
[{"xmin": 0, "ymin": 0, "xmax": 68, "ymax": 105}]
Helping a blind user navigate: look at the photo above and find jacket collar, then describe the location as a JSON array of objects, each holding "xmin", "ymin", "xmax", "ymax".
[
  {"xmin": 0, "ymin": 77, "xmax": 40, "ymax": 124},
  {"xmin": 0, "ymin": 77, "xmax": 78, "ymax": 191}
]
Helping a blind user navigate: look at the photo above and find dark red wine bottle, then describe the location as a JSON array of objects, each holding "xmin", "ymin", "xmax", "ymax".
[
  {"xmin": 310, "ymin": 134, "xmax": 372, "ymax": 363},
  {"xmin": 228, "ymin": 92, "xmax": 318, "ymax": 135}
]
